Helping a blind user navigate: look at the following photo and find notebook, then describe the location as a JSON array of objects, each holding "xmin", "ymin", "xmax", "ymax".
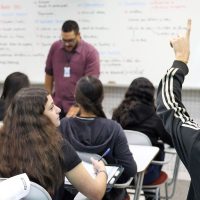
[{"xmin": 65, "ymin": 161, "xmax": 124, "ymax": 188}]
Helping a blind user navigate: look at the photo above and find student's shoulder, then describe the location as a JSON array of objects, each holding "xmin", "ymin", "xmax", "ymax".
[
  {"xmin": 60, "ymin": 117, "xmax": 73, "ymax": 128},
  {"xmin": 98, "ymin": 118, "xmax": 123, "ymax": 131},
  {"xmin": 61, "ymin": 116, "xmax": 77, "ymax": 123}
]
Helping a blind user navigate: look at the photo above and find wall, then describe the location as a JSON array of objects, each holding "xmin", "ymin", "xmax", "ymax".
[
  {"xmin": 1, "ymin": 0, "xmax": 198, "ymax": 180},
  {"xmin": 0, "ymin": 0, "xmax": 200, "ymax": 88}
]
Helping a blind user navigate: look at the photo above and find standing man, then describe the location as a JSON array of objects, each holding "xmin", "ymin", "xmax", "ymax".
[{"xmin": 45, "ymin": 20, "xmax": 100, "ymax": 118}]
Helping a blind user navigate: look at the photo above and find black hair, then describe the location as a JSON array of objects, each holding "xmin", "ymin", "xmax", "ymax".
[
  {"xmin": 124, "ymin": 77, "xmax": 155, "ymax": 105},
  {"xmin": 1, "ymin": 72, "xmax": 30, "ymax": 111},
  {"xmin": 62, "ymin": 20, "xmax": 79, "ymax": 34},
  {"xmin": 112, "ymin": 77, "xmax": 155, "ymax": 125},
  {"xmin": 75, "ymin": 76, "xmax": 106, "ymax": 118}
]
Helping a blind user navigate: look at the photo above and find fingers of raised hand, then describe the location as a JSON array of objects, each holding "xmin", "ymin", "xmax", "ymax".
[
  {"xmin": 186, "ymin": 19, "xmax": 191, "ymax": 39},
  {"xmin": 170, "ymin": 19, "xmax": 191, "ymax": 48}
]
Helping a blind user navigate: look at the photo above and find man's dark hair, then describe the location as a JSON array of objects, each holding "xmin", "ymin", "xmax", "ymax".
[{"xmin": 62, "ymin": 20, "xmax": 79, "ymax": 34}]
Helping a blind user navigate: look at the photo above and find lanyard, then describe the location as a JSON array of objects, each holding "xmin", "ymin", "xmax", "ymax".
[{"xmin": 66, "ymin": 52, "xmax": 73, "ymax": 65}]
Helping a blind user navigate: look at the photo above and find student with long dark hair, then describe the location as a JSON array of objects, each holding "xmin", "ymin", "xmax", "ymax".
[
  {"xmin": 112, "ymin": 77, "xmax": 173, "ymax": 187},
  {"xmin": 0, "ymin": 72, "xmax": 30, "ymax": 121},
  {"xmin": 60, "ymin": 76, "xmax": 137, "ymax": 200},
  {"xmin": 0, "ymin": 87, "xmax": 107, "ymax": 200}
]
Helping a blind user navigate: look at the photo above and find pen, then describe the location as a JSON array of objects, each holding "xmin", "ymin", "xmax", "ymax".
[{"xmin": 98, "ymin": 148, "xmax": 110, "ymax": 161}]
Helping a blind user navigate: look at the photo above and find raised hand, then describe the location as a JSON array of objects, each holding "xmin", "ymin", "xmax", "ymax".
[{"xmin": 170, "ymin": 19, "xmax": 191, "ymax": 64}]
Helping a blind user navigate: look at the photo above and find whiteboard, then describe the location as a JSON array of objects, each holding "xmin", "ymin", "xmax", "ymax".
[{"xmin": 0, "ymin": 0, "xmax": 199, "ymax": 87}]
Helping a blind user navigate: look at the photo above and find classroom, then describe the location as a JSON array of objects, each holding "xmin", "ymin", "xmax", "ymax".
[{"xmin": 1, "ymin": 1, "xmax": 200, "ymax": 200}]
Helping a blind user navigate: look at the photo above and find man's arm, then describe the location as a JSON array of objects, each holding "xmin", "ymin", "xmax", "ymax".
[
  {"xmin": 44, "ymin": 42, "xmax": 56, "ymax": 94},
  {"xmin": 44, "ymin": 74, "xmax": 53, "ymax": 94},
  {"xmin": 85, "ymin": 48, "xmax": 100, "ymax": 77},
  {"xmin": 66, "ymin": 105, "xmax": 80, "ymax": 118}
]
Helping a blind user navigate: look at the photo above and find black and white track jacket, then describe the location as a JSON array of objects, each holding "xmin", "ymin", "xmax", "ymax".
[{"xmin": 156, "ymin": 60, "xmax": 200, "ymax": 200}]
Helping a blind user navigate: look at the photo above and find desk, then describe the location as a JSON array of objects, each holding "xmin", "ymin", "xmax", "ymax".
[
  {"xmin": 129, "ymin": 145, "xmax": 159, "ymax": 200},
  {"xmin": 74, "ymin": 145, "xmax": 159, "ymax": 200}
]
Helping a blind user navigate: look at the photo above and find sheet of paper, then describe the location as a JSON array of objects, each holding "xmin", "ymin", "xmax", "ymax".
[{"xmin": 65, "ymin": 161, "xmax": 120, "ymax": 184}]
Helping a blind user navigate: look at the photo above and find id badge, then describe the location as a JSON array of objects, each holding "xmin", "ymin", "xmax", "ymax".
[{"xmin": 64, "ymin": 66, "xmax": 70, "ymax": 77}]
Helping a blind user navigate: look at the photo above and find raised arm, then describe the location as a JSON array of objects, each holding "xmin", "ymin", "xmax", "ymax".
[
  {"xmin": 156, "ymin": 19, "xmax": 200, "ymax": 200},
  {"xmin": 156, "ymin": 20, "xmax": 194, "ymax": 166},
  {"xmin": 170, "ymin": 19, "xmax": 191, "ymax": 64}
]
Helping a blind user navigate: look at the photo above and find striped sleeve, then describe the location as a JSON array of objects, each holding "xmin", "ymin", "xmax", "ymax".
[
  {"xmin": 160, "ymin": 66, "xmax": 200, "ymax": 130},
  {"xmin": 156, "ymin": 60, "xmax": 200, "ymax": 169}
]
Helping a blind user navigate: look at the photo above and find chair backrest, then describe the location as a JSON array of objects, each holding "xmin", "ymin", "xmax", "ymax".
[
  {"xmin": 0, "ymin": 173, "xmax": 30, "ymax": 200},
  {"xmin": 0, "ymin": 177, "xmax": 52, "ymax": 200},
  {"xmin": 24, "ymin": 182, "xmax": 52, "ymax": 200},
  {"xmin": 124, "ymin": 129, "xmax": 152, "ymax": 146},
  {"xmin": 124, "ymin": 130, "xmax": 181, "ymax": 199}
]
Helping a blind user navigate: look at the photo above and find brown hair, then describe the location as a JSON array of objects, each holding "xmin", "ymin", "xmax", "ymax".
[{"xmin": 0, "ymin": 87, "xmax": 64, "ymax": 195}]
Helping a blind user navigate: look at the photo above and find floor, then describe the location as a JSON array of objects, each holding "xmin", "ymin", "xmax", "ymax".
[
  {"xmin": 161, "ymin": 180, "xmax": 190, "ymax": 200},
  {"xmin": 128, "ymin": 179, "xmax": 190, "ymax": 200}
]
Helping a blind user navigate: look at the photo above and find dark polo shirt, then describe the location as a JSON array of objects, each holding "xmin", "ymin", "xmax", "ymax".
[{"xmin": 45, "ymin": 40, "xmax": 100, "ymax": 112}]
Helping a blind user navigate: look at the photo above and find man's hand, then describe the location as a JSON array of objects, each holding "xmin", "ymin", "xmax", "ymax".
[
  {"xmin": 170, "ymin": 19, "xmax": 191, "ymax": 64},
  {"xmin": 66, "ymin": 105, "xmax": 80, "ymax": 118}
]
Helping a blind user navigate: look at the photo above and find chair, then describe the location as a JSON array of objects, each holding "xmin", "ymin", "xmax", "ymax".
[
  {"xmin": 124, "ymin": 130, "xmax": 152, "ymax": 146},
  {"xmin": 161, "ymin": 147, "xmax": 180, "ymax": 199},
  {"xmin": 124, "ymin": 129, "xmax": 180, "ymax": 200},
  {"xmin": 24, "ymin": 181, "xmax": 52, "ymax": 200},
  {"xmin": 0, "ymin": 176, "xmax": 52, "ymax": 200}
]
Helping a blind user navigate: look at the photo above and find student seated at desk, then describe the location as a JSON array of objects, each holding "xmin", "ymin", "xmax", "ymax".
[
  {"xmin": 112, "ymin": 77, "xmax": 173, "ymax": 187},
  {"xmin": 60, "ymin": 76, "xmax": 137, "ymax": 200},
  {"xmin": 0, "ymin": 87, "xmax": 107, "ymax": 200},
  {"xmin": 0, "ymin": 72, "xmax": 30, "ymax": 121}
]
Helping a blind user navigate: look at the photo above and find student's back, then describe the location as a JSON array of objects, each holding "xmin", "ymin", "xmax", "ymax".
[
  {"xmin": 112, "ymin": 77, "xmax": 173, "ymax": 185},
  {"xmin": 60, "ymin": 117, "xmax": 135, "ymax": 182},
  {"xmin": 60, "ymin": 76, "xmax": 137, "ymax": 200}
]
